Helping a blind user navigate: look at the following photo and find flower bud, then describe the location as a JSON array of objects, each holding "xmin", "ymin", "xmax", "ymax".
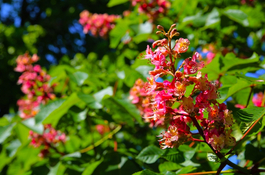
[
  {"xmin": 156, "ymin": 31, "xmax": 162, "ymax": 35},
  {"xmin": 170, "ymin": 28, "xmax": 179, "ymax": 37},
  {"xmin": 157, "ymin": 25, "xmax": 164, "ymax": 31}
]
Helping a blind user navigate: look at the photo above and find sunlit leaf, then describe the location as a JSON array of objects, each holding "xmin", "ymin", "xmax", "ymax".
[
  {"xmin": 0, "ymin": 123, "xmax": 16, "ymax": 144},
  {"xmin": 136, "ymin": 145, "xmax": 165, "ymax": 164}
]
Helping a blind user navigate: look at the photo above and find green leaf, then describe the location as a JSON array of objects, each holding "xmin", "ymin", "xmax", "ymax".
[
  {"xmin": 159, "ymin": 161, "xmax": 181, "ymax": 173},
  {"xmin": 35, "ymin": 93, "xmax": 81, "ymax": 125},
  {"xmin": 35, "ymin": 99, "xmax": 65, "ymax": 124},
  {"xmin": 138, "ymin": 22, "xmax": 153, "ymax": 35},
  {"xmin": 62, "ymin": 152, "xmax": 81, "ymax": 159},
  {"xmin": 201, "ymin": 52, "xmax": 259, "ymax": 81},
  {"xmin": 135, "ymin": 66, "xmax": 154, "ymax": 79},
  {"xmin": 201, "ymin": 53, "xmax": 222, "ymax": 80},
  {"xmin": 0, "ymin": 123, "xmax": 15, "ymax": 144},
  {"xmin": 181, "ymin": 11, "xmax": 207, "ymax": 28},
  {"xmin": 221, "ymin": 52, "xmax": 259, "ymax": 73},
  {"xmin": 107, "ymin": 0, "xmax": 129, "ymax": 7},
  {"xmin": 234, "ymin": 107, "xmax": 265, "ymax": 123},
  {"xmin": 103, "ymin": 97, "xmax": 143, "ymax": 126},
  {"xmin": 93, "ymin": 86, "xmax": 113, "ymax": 102},
  {"xmin": 69, "ymin": 71, "xmax": 88, "ymax": 86},
  {"xmin": 6, "ymin": 139, "xmax": 21, "ymax": 157},
  {"xmin": 77, "ymin": 93, "xmax": 102, "ymax": 109},
  {"xmin": 107, "ymin": 97, "xmax": 143, "ymax": 124},
  {"xmin": 223, "ymin": 9, "xmax": 249, "ymax": 26},
  {"xmin": 14, "ymin": 123, "xmax": 30, "ymax": 144},
  {"xmin": 109, "ymin": 19, "xmax": 129, "ymax": 48},
  {"xmin": 217, "ymin": 79, "xmax": 251, "ymax": 103},
  {"xmin": 136, "ymin": 145, "xmax": 165, "ymax": 164},
  {"xmin": 246, "ymin": 116, "xmax": 265, "ymax": 136},
  {"xmin": 21, "ymin": 118, "xmax": 43, "ymax": 134},
  {"xmin": 48, "ymin": 162, "xmax": 65, "ymax": 175},
  {"xmin": 184, "ymin": 84, "xmax": 195, "ymax": 97},
  {"xmin": 82, "ymin": 159, "xmax": 104, "ymax": 175},
  {"xmin": 178, "ymin": 145, "xmax": 196, "ymax": 160},
  {"xmin": 176, "ymin": 166, "xmax": 196, "ymax": 174},
  {"xmin": 162, "ymin": 149, "xmax": 185, "ymax": 163},
  {"xmin": 205, "ymin": 8, "xmax": 220, "ymax": 28},
  {"xmin": 236, "ymin": 107, "xmax": 265, "ymax": 136},
  {"xmin": 133, "ymin": 169, "xmax": 161, "ymax": 175},
  {"xmin": 70, "ymin": 108, "xmax": 87, "ymax": 122}
]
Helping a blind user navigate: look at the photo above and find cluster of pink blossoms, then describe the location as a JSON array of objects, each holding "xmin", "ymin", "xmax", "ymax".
[
  {"xmin": 130, "ymin": 24, "xmax": 236, "ymax": 151},
  {"xmin": 130, "ymin": 79, "xmax": 159, "ymax": 127},
  {"xmin": 79, "ymin": 10, "xmax": 120, "ymax": 39},
  {"xmin": 197, "ymin": 43, "xmax": 216, "ymax": 65},
  {"xmin": 15, "ymin": 53, "xmax": 56, "ymax": 119},
  {"xmin": 131, "ymin": 0, "xmax": 171, "ymax": 21},
  {"xmin": 29, "ymin": 124, "xmax": 66, "ymax": 157}
]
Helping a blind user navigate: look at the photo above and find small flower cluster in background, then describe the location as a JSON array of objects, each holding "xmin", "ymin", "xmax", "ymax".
[
  {"xmin": 29, "ymin": 124, "xmax": 66, "ymax": 158},
  {"xmin": 236, "ymin": 92, "xmax": 265, "ymax": 109},
  {"xmin": 196, "ymin": 43, "xmax": 216, "ymax": 65},
  {"xmin": 130, "ymin": 24, "xmax": 236, "ymax": 151},
  {"xmin": 79, "ymin": 10, "xmax": 120, "ymax": 39},
  {"xmin": 15, "ymin": 53, "xmax": 56, "ymax": 119},
  {"xmin": 131, "ymin": 0, "xmax": 171, "ymax": 21},
  {"xmin": 15, "ymin": 53, "xmax": 65, "ymax": 157}
]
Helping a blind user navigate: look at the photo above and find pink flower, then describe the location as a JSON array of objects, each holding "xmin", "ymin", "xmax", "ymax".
[
  {"xmin": 184, "ymin": 55, "xmax": 198, "ymax": 74},
  {"xmin": 175, "ymin": 38, "xmax": 190, "ymax": 53},
  {"xmin": 252, "ymin": 92, "xmax": 264, "ymax": 107}
]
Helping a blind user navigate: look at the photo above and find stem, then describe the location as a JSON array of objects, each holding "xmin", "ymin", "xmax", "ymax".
[
  {"xmin": 192, "ymin": 138, "xmax": 205, "ymax": 142},
  {"xmin": 180, "ymin": 169, "xmax": 242, "ymax": 175},
  {"xmin": 190, "ymin": 116, "xmax": 250, "ymax": 174},
  {"xmin": 48, "ymin": 143, "xmax": 65, "ymax": 156},
  {"xmin": 177, "ymin": 60, "xmax": 185, "ymax": 71},
  {"xmin": 79, "ymin": 125, "xmax": 122, "ymax": 153},
  {"xmin": 216, "ymin": 162, "xmax": 226, "ymax": 175},
  {"xmin": 246, "ymin": 85, "xmax": 254, "ymax": 108},
  {"xmin": 168, "ymin": 40, "xmax": 176, "ymax": 74},
  {"xmin": 226, "ymin": 115, "xmax": 263, "ymax": 155}
]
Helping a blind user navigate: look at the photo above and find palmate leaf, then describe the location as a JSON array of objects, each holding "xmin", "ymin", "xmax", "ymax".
[
  {"xmin": 217, "ymin": 78, "xmax": 252, "ymax": 103},
  {"xmin": 158, "ymin": 161, "xmax": 182, "ymax": 173},
  {"xmin": 133, "ymin": 169, "xmax": 161, "ymax": 175},
  {"xmin": 107, "ymin": 0, "xmax": 129, "ymax": 7},
  {"xmin": 222, "ymin": 9, "xmax": 249, "ymax": 26},
  {"xmin": 35, "ymin": 93, "xmax": 81, "ymax": 126},
  {"xmin": 136, "ymin": 145, "xmax": 165, "ymax": 164},
  {"xmin": 68, "ymin": 71, "xmax": 89, "ymax": 86},
  {"xmin": 103, "ymin": 97, "xmax": 143, "ymax": 126},
  {"xmin": 235, "ymin": 106, "xmax": 265, "ymax": 123},
  {"xmin": 234, "ymin": 107, "xmax": 265, "ymax": 136},
  {"xmin": 82, "ymin": 159, "xmax": 103, "ymax": 175},
  {"xmin": 161, "ymin": 148, "xmax": 185, "ymax": 163},
  {"xmin": 0, "ymin": 123, "xmax": 16, "ymax": 144}
]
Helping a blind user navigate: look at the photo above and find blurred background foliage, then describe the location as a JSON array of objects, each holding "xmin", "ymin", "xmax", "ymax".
[{"xmin": 0, "ymin": 0, "xmax": 265, "ymax": 174}]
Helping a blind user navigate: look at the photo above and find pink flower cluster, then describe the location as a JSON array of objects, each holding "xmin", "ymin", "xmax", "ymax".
[
  {"xmin": 79, "ymin": 10, "xmax": 120, "ymax": 39},
  {"xmin": 130, "ymin": 24, "xmax": 236, "ymax": 151},
  {"xmin": 29, "ymin": 124, "xmax": 66, "ymax": 157},
  {"xmin": 131, "ymin": 0, "xmax": 171, "ymax": 21},
  {"xmin": 198, "ymin": 44, "xmax": 216, "ymax": 65},
  {"xmin": 129, "ymin": 79, "xmax": 159, "ymax": 127},
  {"xmin": 15, "ymin": 53, "xmax": 56, "ymax": 119}
]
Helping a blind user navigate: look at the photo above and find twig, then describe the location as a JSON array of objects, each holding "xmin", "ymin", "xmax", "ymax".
[
  {"xmin": 79, "ymin": 125, "xmax": 122, "ymax": 153},
  {"xmin": 246, "ymin": 85, "xmax": 254, "ymax": 108}
]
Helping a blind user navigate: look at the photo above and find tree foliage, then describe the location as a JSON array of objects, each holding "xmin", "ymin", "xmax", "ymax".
[{"xmin": 1, "ymin": 0, "xmax": 265, "ymax": 174}]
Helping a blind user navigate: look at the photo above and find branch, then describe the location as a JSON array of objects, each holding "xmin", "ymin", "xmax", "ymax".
[
  {"xmin": 226, "ymin": 115, "xmax": 263, "ymax": 155},
  {"xmin": 79, "ymin": 125, "xmax": 122, "ymax": 153}
]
